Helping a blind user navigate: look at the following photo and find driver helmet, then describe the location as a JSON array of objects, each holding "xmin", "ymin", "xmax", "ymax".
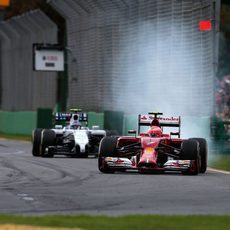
[
  {"xmin": 148, "ymin": 126, "xmax": 162, "ymax": 137},
  {"xmin": 69, "ymin": 114, "xmax": 81, "ymax": 129}
]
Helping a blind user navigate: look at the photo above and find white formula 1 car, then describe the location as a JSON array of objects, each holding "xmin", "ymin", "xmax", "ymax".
[{"xmin": 32, "ymin": 110, "xmax": 107, "ymax": 158}]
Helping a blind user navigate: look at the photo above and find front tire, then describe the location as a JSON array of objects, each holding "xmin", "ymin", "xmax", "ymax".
[
  {"xmin": 98, "ymin": 136, "xmax": 117, "ymax": 173},
  {"xmin": 190, "ymin": 138, "xmax": 207, "ymax": 173},
  {"xmin": 180, "ymin": 139, "xmax": 200, "ymax": 175},
  {"xmin": 40, "ymin": 129, "xmax": 56, "ymax": 157},
  {"xmin": 32, "ymin": 129, "xmax": 43, "ymax": 157}
]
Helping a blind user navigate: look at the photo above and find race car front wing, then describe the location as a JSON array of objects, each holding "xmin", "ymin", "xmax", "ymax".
[{"xmin": 103, "ymin": 157, "xmax": 195, "ymax": 172}]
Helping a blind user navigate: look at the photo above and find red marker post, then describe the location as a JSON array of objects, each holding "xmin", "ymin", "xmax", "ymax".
[{"xmin": 199, "ymin": 20, "xmax": 212, "ymax": 31}]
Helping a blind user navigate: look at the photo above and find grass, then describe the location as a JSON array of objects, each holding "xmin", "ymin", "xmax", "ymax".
[
  {"xmin": 0, "ymin": 215, "xmax": 229, "ymax": 230},
  {"xmin": 0, "ymin": 132, "xmax": 31, "ymax": 142},
  {"xmin": 209, "ymin": 154, "xmax": 230, "ymax": 171}
]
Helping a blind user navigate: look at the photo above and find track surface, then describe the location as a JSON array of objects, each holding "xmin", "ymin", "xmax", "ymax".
[{"xmin": 0, "ymin": 139, "xmax": 229, "ymax": 215}]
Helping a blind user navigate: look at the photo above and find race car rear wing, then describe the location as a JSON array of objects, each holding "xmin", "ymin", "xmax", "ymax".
[
  {"xmin": 55, "ymin": 112, "xmax": 88, "ymax": 122},
  {"xmin": 138, "ymin": 112, "xmax": 181, "ymax": 137}
]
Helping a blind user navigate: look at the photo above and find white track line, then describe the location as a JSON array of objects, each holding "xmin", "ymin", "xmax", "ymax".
[{"xmin": 208, "ymin": 167, "xmax": 230, "ymax": 175}]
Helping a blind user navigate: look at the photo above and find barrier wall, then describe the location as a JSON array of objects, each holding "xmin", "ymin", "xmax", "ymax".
[
  {"xmin": 0, "ymin": 109, "xmax": 211, "ymax": 142},
  {"xmin": 104, "ymin": 111, "xmax": 124, "ymax": 135},
  {"xmin": 0, "ymin": 110, "xmax": 105, "ymax": 136},
  {"xmin": 0, "ymin": 109, "xmax": 54, "ymax": 135},
  {"xmin": 0, "ymin": 111, "xmax": 37, "ymax": 135},
  {"xmin": 88, "ymin": 112, "xmax": 104, "ymax": 129}
]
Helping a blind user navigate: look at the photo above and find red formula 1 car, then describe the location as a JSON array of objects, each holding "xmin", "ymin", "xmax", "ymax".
[{"xmin": 98, "ymin": 112, "xmax": 208, "ymax": 175}]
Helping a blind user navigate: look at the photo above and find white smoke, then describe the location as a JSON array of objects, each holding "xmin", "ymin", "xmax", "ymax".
[
  {"xmin": 111, "ymin": 20, "xmax": 212, "ymax": 117},
  {"xmin": 110, "ymin": 20, "xmax": 213, "ymax": 139}
]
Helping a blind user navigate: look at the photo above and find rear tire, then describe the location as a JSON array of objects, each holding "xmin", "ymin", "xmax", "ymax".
[
  {"xmin": 98, "ymin": 136, "xmax": 117, "ymax": 173},
  {"xmin": 180, "ymin": 139, "xmax": 200, "ymax": 175},
  {"xmin": 32, "ymin": 129, "xmax": 43, "ymax": 157},
  {"xmin": 40, "ymin": 129, "xmax": 56, "ymax": 157},
  {"xmin": 190, "ymin": 138, "xmax": 207, "ymax": 173}
]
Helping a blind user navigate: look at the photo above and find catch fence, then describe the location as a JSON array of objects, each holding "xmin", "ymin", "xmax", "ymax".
[
  {"xmin": 0, "ymin": 0, "xmax": 220, "ymax": 117},
  {"xmin": 0, "ymin": 10, "xmax": 58, "ymax": 111}
]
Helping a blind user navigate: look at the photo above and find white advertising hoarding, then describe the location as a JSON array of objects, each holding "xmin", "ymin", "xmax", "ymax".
[{"xmin": 33, "ymin": 44, "xmax": 64, "ymax": 71}]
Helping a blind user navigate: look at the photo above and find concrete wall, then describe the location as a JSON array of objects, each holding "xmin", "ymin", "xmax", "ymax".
[
  {"xmin": 0, "ymin": 111, "xmax": 37, "ymax": 135},
  {"xmin": 0, "ymin": 110, "xmax": 105, "ymax": 136},
  {"xmin": 0, "ymin": 109, "xmax": 210, "ymax": 140}
]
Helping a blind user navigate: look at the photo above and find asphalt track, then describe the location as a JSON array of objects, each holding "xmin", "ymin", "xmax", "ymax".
[{"xmin": 0, "ymin": 139, "xmax": 229, "ymax": 215}]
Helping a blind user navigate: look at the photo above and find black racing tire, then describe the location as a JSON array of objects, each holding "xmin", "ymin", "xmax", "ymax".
[
  {"xmin": 32, "ymin": 128, "xmax": 43, "ymax": 157},
  {"xmin": 190, "ymin": 138, "xmax": 208, "ymax": 173},
  {"xmin": 98, "ymin": 136, "xmax": 117, "ymax": 173},
  {"xmin": 40, "ymin": 129, "xmax": 56, "ymax": 158},
  {"xmin": 180, "ymin": 139, "xmax": 200, "ymax": 175}
]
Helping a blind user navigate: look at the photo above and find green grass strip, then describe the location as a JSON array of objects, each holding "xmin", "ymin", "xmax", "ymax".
[
  {"xmin": 209, "ymin": 155, "xmax": 230, "ymax": 171},
  {"xmin": 0, "ymin": 215, "xmax": 229, "ymax": 230},
  {"xmin": 0, "ymin": 132, "xmax": 31, "ymax": 142}
]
